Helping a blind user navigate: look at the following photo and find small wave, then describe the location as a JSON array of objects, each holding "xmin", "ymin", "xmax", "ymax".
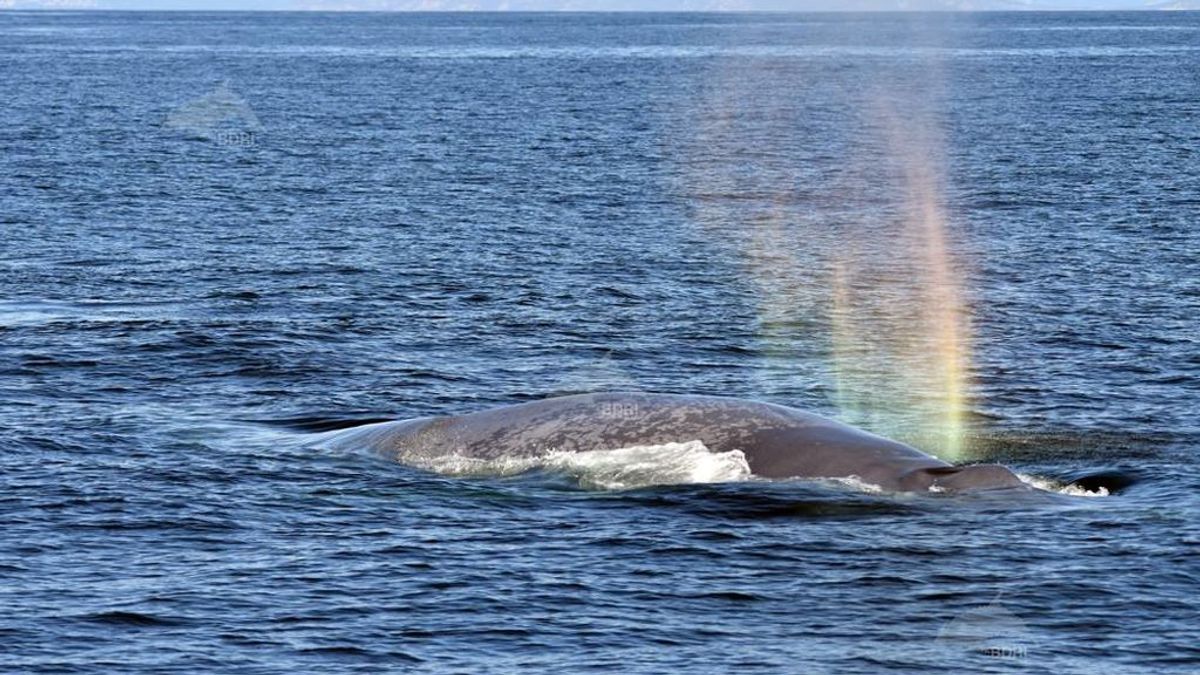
[
  {"xmin": 77, "ymin": 611, "xmax": 183, "ymax": 627},
  {"xmin": 621, "ymin": 481, "xmax": 918, "ymax": 520},
  {"xmin": 403, "ymin": 441, "xmax": 752, "ymax": 491},
  {"xmin": 244, "ymin": 415, "xmax": 395, "ymax": 433}
]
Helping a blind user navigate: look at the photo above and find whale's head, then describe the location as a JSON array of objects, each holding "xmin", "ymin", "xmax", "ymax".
[{"xmin": 900, "ymin": 464, "xmax": 1028, "ymax": 493}]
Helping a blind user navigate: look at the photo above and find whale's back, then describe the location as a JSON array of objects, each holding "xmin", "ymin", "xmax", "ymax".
[
  {"xmin": 435, "ymin": 393, "xmax": 803, "ymax": 459},
  {"xmin": 326, "ymin": 393, "xmax": 932, "ymax": 479}
]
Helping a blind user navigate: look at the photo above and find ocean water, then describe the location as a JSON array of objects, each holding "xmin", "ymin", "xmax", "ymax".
[{"xmin": 2, "ymin": 10, "xmax": 1199, "ymax": 673}]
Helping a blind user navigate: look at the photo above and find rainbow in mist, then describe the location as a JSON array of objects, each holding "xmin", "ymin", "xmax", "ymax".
[{"xmin": 678, "ymin": 27, "xmax": 975, "ymax": 462}]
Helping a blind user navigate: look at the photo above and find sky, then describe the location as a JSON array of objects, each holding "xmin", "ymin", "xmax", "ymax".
[{"xmin": 0, "ymin": 0, "xmax": 1185, "ymax": 10}]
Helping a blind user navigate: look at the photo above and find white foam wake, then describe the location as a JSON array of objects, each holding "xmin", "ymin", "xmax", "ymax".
[
  {"xmin": 1016, "ymin": 473, "xmax": 1110, "ymax": 497},
  {"xmin": 400, "ymin": 440, "xmax": 753, "ymax": 491}
]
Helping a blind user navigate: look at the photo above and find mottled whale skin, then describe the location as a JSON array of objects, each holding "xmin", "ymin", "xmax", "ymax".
[{"xmin": 323, "ymin": 393, "xmax": 1029, "ymax": 493}]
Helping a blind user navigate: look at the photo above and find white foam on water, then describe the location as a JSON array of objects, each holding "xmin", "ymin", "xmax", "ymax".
[
  {"xmin": 822, "ymin": 476, "xmax": 886, "ymax": 494},
  {"xmin": 1016, "ymin": 473, "xmax": 1110, "ymax": 498},
  {"xmin": 401, "ymin": 440, "xmax": 752, "ymax": 491}
]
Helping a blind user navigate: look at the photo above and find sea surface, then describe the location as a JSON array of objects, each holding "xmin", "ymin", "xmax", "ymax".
[{"xmin": 2, "ymin": 10, "xmax": 1199, "ymax": 673}]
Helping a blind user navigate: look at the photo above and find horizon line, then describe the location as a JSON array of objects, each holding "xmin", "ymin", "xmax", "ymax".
[{"xmin": 0, "ymin": 7, "xmax": 1191, "ymax": 12}]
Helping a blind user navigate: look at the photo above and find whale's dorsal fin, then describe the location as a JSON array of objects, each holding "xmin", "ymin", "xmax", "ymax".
[{"xmin": 905, "ymin": 464, "xmax": 1026, "ymax": 492}]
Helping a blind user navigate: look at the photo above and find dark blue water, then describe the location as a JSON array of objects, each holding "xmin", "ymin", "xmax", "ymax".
[{"xmin": 3, "ymin": 10, "xmax": 1199, "ymax": 673}]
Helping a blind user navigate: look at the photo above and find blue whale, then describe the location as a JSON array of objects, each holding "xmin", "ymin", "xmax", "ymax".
[{"xmin": 322, "ymin": 393, "xmax": 1033, "ymax": 493}]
